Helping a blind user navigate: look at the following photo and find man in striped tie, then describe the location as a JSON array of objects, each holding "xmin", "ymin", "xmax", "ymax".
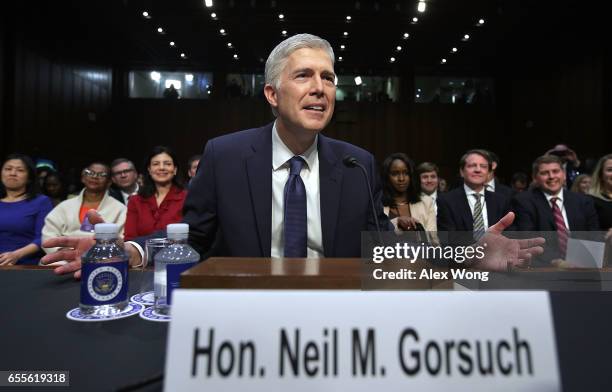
[{"xmin": 512, "ymin": 155, "xmax": 600, "ymax": 265}]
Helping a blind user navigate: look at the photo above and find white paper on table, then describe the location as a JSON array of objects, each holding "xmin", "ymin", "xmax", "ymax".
[{"xmin": 565, "ymin": 238, "xmax": 605, "ymax": 268}]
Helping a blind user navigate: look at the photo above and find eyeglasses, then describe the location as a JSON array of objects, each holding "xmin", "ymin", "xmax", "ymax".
[
  {"xmin": 111, "ymin": 169, "xmax": 135, "ymax": 177},
  {"xmin": 83, "ymin": 169, "xmax": 109, "ymax": 178}
]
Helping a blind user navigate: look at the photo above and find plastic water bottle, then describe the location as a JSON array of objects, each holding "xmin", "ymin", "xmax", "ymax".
[
  {"xmin": 154, "ymin": 223, "xmax": 199, "ymax": 315},
  {"xmin": 80, "ymin": 223, "xmax": 129, "ymax": 316}
]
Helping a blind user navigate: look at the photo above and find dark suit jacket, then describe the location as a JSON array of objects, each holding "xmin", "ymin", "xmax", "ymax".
[
  {"xmin": 108, "ymin": 186, "xmax": 125, "ymax": 205},
  {"xmin": 493, "ymin": 179, "xmax": 514, "ymax": 200},
  {"xmin": 511, "ymin": 188, "xmax": 600, "ymax": 264},
  {"xmin": 182, "ymin": 123, "xmax": 390, "ymax": 258},
  {"xmin": 511, "ymin": 188, "xmax": 600, "ymax": 232},
  {"xmin": 437, "ymin": 186, "xmax": 511, "ymax": 233}
]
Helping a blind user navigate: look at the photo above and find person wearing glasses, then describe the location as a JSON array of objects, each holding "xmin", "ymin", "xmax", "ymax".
[
  {"xmin": 108, "ymin": 158, "xmax": 139, "ymax": 205},
  {"xmin": 42, "ymin": 162, "xmax": 126, "ymax": 256},
  {"xmin": 124, "ymin": 146, "xmax": 186, "ymax": 241}
]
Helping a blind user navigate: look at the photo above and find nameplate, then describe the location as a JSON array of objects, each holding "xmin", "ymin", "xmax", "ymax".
[{"xmin": 164, "ymin": 290, "xmax": 560, "ymax": 391}]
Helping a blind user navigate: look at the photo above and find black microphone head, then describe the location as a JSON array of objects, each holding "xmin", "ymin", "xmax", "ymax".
[{"xmin": 343, "ymin": 155, "xmax": 358, "ymax": 168}]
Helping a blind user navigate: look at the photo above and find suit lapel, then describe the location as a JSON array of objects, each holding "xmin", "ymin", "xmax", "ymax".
[
  {"xmin": 534, "ymin": 189, "xmax": 555, "ymax": 230},
  {"xmin": 457, "ymin": 190, "xmax": 474, "ymax": 231},
  {"xmin": 485, "ymin": 190, "xmax": 497, "ymax": 226},
  {"xmin": 563, "ymin": 189, "xmax": 579, "ymax": 230},
  {"xmin": 317, "ymin": 135, "xmax": 343, "ymax": 256},
  {"xmin": 245, "ymin": 124, "xmax": 273, "ymax": 256}
]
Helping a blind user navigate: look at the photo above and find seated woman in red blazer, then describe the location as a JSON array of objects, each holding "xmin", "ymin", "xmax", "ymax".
[{"xmin": 124, "ymin": 146, "xmax": 187, "ymax": 240}]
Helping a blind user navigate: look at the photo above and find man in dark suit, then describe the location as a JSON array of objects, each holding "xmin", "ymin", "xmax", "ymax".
[
  {"xmin": 42, "ymin": 34, "xmax": 545, "ymax": 277},
  {"xmin": 512, "ymin": 154, "xmax": 599, "ymax": 264},
  {"xmin": 437, "ymin": 149, "xmax": 511, "ymax": 239}
]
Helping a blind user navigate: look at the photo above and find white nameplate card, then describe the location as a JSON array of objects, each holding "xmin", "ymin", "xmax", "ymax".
[{"xmin": 164, "ymin": 290, "xmax": 560, "ymax": 392}]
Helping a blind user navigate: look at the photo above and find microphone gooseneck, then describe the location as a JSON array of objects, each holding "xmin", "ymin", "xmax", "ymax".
[{"xmin": 342, "ymin": 155, "xmax": 382, "ymax": 244}]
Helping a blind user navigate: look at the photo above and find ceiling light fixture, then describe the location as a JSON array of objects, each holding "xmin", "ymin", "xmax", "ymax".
[
  {"xmin": 354, "ymin": 76, "xmax": 362, "ymax": 86},
  {"xmin": 452, "ymin": 47, "xmax": 458, "ymax": 53},
  {"xmin": 157, "ymin": 27, "xmax": 164, "ymax": 34},
  {"xmin": 390, "ymin": 57, "xmax": 396, "ymax": 63},
  {"xmin": 403, "ymin": 32, "xmax": 410, "ymax": 39},
  {"xmin": 417, "ymin": 1, "xmax": 426, "ymax": 13},
  {"xmin": 396, "ymin": 45, "xmax": 402, "ymax": 52},
  {"xmin": 204, "ymin": 0, "xmax": 213, "ymax": 8},
  {"xmin": 412, "ymin": 17, "xmax": 418, "ymax": 23},
  {"xmin": 142, "ymin": 11, "xmax": 151, "ymax": 19},
  {"xmin": 278, "ymin": 13, "xmax": 284, "ymax": 20}
]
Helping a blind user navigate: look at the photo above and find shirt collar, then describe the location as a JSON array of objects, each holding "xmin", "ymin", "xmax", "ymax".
[
  {"xmin": 486, "ymin": 178, "xmax": 495, "ymax": 191},
  {"xmin": 464, "ymin": 183, "xmax": 485, "ymax": 197},
  {"xmin": 544, "ymin": 189, "xmax": 564, "ymax": 204},
  {"xmin": 272, "ymin": 121, "xmax": 318, "ymax": 172}
]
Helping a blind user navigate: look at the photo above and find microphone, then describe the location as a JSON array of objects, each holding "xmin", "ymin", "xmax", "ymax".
[{"xmin": 343, "ymin": 155, "xmax": 383, "ymax": 243}]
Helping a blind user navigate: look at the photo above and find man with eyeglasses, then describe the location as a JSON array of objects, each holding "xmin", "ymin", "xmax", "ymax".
[
  {"xmin": 108, "ymin": 158, "xmax": 139, "ymax": 205},
  {"xmin": 41, "ymin": 162, "xmax": 126, "ymax": 257}
]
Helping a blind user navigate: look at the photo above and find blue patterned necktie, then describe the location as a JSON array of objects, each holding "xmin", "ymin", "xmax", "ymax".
[{"xmin": 283, "ymin": 156, "xmax": 307, "ymax": 257}]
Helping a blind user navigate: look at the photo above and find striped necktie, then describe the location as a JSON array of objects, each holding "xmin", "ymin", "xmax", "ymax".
[
  {"xmin": 472, "ymin": 193, "xmax": 485, "ymax": 240},
  {"xmin": 550, "ymin": 197, "xmax": 568, "ymax": 257}
]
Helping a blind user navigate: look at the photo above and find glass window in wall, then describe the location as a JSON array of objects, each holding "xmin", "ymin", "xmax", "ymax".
[
  {"xmin": 335, "ymin": 76, "xmax": 400, "ymax": 102},
  {"xmin": 415, "ymin": 77, "xmax": 494, "ymax": 104},
  {"xmin": 226, "ymin": 74, "xmax": 266, "ymax": 98},
  {"xmin": 129, "ymin": 71, "xmax": 213, "ymax": 99}
]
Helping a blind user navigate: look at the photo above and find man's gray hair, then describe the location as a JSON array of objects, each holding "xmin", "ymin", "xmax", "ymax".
[{"xmin": 264, "ymin": 33, "xmax": 335, "ymax": 89}]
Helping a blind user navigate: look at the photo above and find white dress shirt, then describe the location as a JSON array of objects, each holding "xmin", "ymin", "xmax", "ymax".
[
  {"xmin": 485, "ymin": 178, "xmax": 495, "ymax": 192},
  {"xmin": 464, "ymin": 184, "xmax": 489, "ymax": 229},
  {"xmin": 543, "ymin": 191, "xmax": 570, "ymax": 230},
  {"xmin": 271, "ymin": 122, "xmax": 324, "ymax": 258}
]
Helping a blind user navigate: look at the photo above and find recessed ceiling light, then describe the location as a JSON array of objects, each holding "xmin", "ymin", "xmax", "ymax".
[
  {"xmin": 227, "ymin": 42, "xmax": 233, "ymax": 48},
  {"xmin": 478, "ymin": 18, "xmax": 485, "ymax": 25},
  {"xmin": 281, "ymin": 30, "xmax": 287, "ymax": 36},
  {"xmin": 220, "ymin": 28, "xmax": 226, "ymax": 35},
  {"xmin": 354, "ymin": 76, "xmax": 362, "ymax": 86},
  {"xmin": 169, "ymin": 41, "xmax": 175, "ymax": 47},
  {"xmin": 451, "ymin": 47, "xmax": 458, "ymax": 53},
  {"xmin": 417, "ymin": 1, "xmax": 426, "ymax": 13},
  {"xmin": 343, "ymin": 31, "xmax": 349, "ymax": 37},
  {"xmin": 180, "ymin": 53, "xmax": 186, "ymax": 58},
  {"xmin": 390, "ymin": 57, "xmax": 396, "ymax": 63},
  {"xmin": 403, "ymin": 32, "xmax": 410, "ymax": 39},
  {"xmin": 463, "ymin": 34, "xmax": 470, "ymax": 41},
  {"xmin": 150, "ymin": 71, "xmax": 161, "ymax": 81},
  {"xmin": 278, "ymin": 13, "xmax": 284, "ymax": 20},
  {"xmin": 346, "ymin": 15, "xmax": 352, "ymax": 21},
  {"xmin": 157, "ymin": 27, "xmax": 164, "ymax": 34},
  {"xmin": 233, "ymin": 54, "xmax": 238, "ymax": 59},
  {"xmin": 204, "ymin": 0, "xmax": 213, "ymax": 7},
  {"xmin": 211, "ymin": 12, "xmax": 217, "ymax": 19},
  {"xmin": 396, "ymin": 46, "xmax": 402, "ymax": 52},
  {"xmin": 340, "ymin": 44, "xmax": 345, "ymax": 50},
  {"xmin": 412, "ymin": 17, "xmax": 418, "ymax": 23},
  {"xmin": 441, "ymin": 58, "xmax": 447, "ymax": 64},
  {"xmin": 338, "ymin": 56, "xmax": 343, "ymax": 61},
  {"xmin": 142, "ymin": 11, "xmax": 151, "ymax": 19}
]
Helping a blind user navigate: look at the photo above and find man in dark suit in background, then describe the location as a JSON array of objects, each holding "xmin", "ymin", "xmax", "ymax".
[
  {"xmin": 512, "ymin": 154, "xmax": 599, "ymax": 264},
  {"xmin": 437, "ymin": 149, "xmax": 511, "ymax": 239}
]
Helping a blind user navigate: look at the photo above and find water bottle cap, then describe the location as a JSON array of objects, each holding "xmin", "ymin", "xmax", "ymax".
[
  {"xmin": 167, "ymin": 223, "xmax": 189, "ymax": 235},
  {"xmin": 94, "ymin": 223, "xmax": 120, "ymax": 234}
]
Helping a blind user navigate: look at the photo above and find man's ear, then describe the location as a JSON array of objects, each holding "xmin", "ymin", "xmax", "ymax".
[{"xmin": 264, "ymin": 84, "xmax": 278, "ymax": 109}]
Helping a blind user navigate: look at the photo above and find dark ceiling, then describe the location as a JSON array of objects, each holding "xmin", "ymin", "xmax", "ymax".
[{"xmin": 9, "ymin": 0, "xmax": 609, "ymax": 75}]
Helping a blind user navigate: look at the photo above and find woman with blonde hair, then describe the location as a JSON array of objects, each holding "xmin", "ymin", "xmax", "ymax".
[{"xmin": 589, "ymin": 153, "xmax": 612, "ymax": 230}]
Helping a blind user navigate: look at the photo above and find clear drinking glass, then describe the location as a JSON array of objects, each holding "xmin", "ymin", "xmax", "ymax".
[{"xmin": 142, "ymin": 238, "xmax": 170, "ymax": 295}]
